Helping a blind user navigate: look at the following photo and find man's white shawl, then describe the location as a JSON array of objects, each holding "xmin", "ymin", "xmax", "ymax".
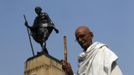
[{"xmin": 77, "ymin": 42, "xmax": 122, "ymax": 75}]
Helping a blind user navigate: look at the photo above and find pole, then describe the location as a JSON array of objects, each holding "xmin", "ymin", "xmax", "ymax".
[
  {"xmin": 23, "ymin": 15, "xmax": 35, "ymax": 56},
  {"xmin": 64, "ymin": 36, "xmax": 68, "ymax": 62}
]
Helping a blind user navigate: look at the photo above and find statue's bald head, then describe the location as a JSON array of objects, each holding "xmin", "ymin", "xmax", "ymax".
[
  {"xmin": 35, "ymin": 6, "xmax": 42, "ymax": 12},
  {"xmin": 35, "ymin": 6, "xmax": 42, "ymax": 15}
]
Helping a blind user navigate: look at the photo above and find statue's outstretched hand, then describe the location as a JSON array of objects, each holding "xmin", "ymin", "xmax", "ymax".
[
  {"xmin": 24, "ymin": 21, "xmax": 32, "ymax": 30},
  {"xmin": 53, "ymin": 28, "xmax": 59, "ymax": 33},
  {"xmin": 24, "ymin": 21, "xmax": 29, "ymax": 27},
  {"xmin": 55, "ymin": 28, "xmax": 59, "ymax": 33}
]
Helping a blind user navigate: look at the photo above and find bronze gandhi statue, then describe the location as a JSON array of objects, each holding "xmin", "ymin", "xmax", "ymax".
[{"xmin": 25, "ymin": 6, "xmax": 59, "ymax": 54}]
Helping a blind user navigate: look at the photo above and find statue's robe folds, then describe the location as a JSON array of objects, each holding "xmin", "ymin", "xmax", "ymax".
[{"xmin": 30, "ymin": 12, "xmax": 54, "ymax": 45}]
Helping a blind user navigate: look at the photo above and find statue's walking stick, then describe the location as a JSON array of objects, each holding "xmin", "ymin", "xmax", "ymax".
[{"xmin": 23, "ymin": 15, "xmax": 35, "ymax": 56}]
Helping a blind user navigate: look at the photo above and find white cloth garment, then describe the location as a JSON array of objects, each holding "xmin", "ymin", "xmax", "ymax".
[{"xmin": 77, "ymin": 42, "xmax": 123, "ymax": 75}]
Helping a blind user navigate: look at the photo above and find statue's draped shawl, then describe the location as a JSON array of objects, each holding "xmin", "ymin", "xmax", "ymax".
[{"xmin": 31, "ymin": 12, "xmax": 54, "ymax": 44}]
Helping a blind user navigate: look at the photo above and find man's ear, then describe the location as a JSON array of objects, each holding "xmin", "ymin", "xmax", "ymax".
[{"xmin": 90, "ymin": 32, "xmax": 94, "ymax": 38}]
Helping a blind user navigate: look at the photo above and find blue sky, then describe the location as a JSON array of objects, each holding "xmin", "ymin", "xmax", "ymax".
[{"xmin": 0, "ymin": 0, "xmax": 133, "ymax": 75}]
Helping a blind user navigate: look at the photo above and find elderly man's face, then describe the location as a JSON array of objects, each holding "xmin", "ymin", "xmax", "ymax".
[{"xmin": 75, "ymin": 27, "xmax": 93, "ymax": 51}]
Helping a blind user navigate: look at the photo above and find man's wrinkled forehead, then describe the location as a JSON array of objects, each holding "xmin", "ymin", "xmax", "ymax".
[{"xmin": 75, "ymin": 26, "xmax": 91, "ymax": 35}]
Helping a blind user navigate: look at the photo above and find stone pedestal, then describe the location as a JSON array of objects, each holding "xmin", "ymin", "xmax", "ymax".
[{"xmin": 24, "ymin": 53, "xmax": 65, "ymax": 75}]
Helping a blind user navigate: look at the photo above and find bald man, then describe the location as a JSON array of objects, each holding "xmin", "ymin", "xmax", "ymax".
[{"xmin": 62, "ymin": 26, "xmax": 123, "ymax": 75}]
